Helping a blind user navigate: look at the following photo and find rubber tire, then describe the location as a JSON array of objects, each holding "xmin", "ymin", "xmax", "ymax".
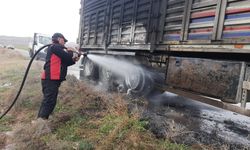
[
  {"xmin": 80, "ymin": 57, "xmax": 99, "ymax": 81},
  {"xmin": 125, "ymin": 69, "xmax": 153, "ymax": 96}
]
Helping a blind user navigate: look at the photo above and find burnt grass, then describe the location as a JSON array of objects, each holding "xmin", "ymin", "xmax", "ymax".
[
  {"xmin": 125, "ymin": 89, "xmax": 250, "ymax": 150},
  {"xmin": 140, "ymin": 104, "xmax": 248, "ymax": 150}
]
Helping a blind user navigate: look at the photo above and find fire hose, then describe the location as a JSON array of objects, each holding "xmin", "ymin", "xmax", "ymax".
[{"xmin": 0, "ymin": 45, "xmax": 86, "ymax": 119}]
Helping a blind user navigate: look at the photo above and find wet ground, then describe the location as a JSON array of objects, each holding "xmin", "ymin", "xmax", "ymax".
[{"xmin": 143, "ymin": 91, "xmax": 250, "ymax": 149}]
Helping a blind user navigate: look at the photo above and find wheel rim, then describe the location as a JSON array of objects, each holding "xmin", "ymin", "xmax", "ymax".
[
  {"xmin": 125, "ymin": 69, "xmax": 146, "ymax": 94},
  {"xmin": 83, "ymin": 59, "xmax": 94, "ymax": 77}
]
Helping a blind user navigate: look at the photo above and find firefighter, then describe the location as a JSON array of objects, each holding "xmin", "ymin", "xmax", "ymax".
[{"xmin": 37, "ymin": 33, "xmax": 79, "ymax": 119}]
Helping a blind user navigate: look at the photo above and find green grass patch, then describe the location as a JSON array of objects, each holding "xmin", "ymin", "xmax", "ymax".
[
  {"xmin": 99, "ymin": 115, "xmax": 149, "ymax": 140},
  {"xmin": 99, "ymin": 115, "xmax": 123, "ymax": 135},
  {"xmin": 54, "ymin": 103, "xmax": 77, "ymax": 114},
  {"xmin": 128, "ymin": 119, "xmax": 149, "ymax": 132},
  {"xmin": 160, "ymin": 140, "xmax": 190, "ymax": 150},
  {"xmin": 79, "ymin": 140, "xmax": 94, "ymax": 150},
  {"xmin": 0, "ymin": 116, "xmax": 15, "ymax": 132},
  {"xmin": 0, "ymin": 69, "xmax": 25, "ymax": 85},
  {"xmin": 0, "ymin": 87, "xmax": 9, "ymax": 93},
  {"xmin": 19, "ymin": 99, "xmax": 33, "ymax": 109},
  {"xmin": 55, "ymin": 114, "xmax": 88, "ymax": 142},
  {"xmin": 54, "ymin": 104, "xmax": 65, "ymax": 113}
]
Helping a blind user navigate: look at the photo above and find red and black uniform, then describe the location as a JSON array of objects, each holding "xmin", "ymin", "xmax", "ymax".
[
  {"xmin": 41, "ymin": 44, "xmax": 75, "ymax": 80},
  {"xmin": 38, "ymin": 44, "xmax": 75, "ymax": 119}
]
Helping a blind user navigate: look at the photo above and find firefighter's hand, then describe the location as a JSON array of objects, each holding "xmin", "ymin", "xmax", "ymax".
[
  {"xmin": 72, "ymin": 56, "xmax": 80, "ymax": 62},
  {"xmin": 73, "ymin": 57, "xmax": 80, "ymax": 62},
  {"xmin": 72, "ymin": 52, "xmax": 80, "ymax": 62}
]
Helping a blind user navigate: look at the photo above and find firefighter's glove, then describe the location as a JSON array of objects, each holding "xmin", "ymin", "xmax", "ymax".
[{"xmin": 72, "ymin": 51, "xmax": 80, "ymax": 62}]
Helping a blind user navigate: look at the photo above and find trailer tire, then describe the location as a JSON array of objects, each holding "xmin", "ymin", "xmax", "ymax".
[
  {"xmin": 125, "ymin": 69, "xmax": 153, "ymax": 96},
  {"xmin": 98, "ymin": 67, "xmax": 113, "ymax": 89},
  {"xmin": 80, "ymin": 57, "xmax": 99, "ymax": 81}
]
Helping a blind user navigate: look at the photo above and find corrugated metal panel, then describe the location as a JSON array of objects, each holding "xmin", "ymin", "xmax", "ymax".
[
  {"xmin": 163, "ymin": 0, "xmax": 185, "ymax": 41},
  {"xmin": 109, "ymin": 0, "xmax": 123, "ymax": 44},
  {"xmin": 79, "ymin": 0, "xmax": 250, "ymax": 50},
  {"xmin": 134, "ymin": 0, "xmax": 152, "ymax": 44},
  {"xmin": 108, "ymin": 0, "xmax": 153, "ymax": 45},
  {"xmin": 120, "ymin": 0, "xmax": 135, "ymax": 44},
  {"xmin": 222, "ymin": 0, "xmax": 250, "ymax": 39},
  {"xmin": 192, "ymin": 0, "xmax": 217, "ymax": 8},
  {"xmin": 81, "ymin": 0, "xmax": 108, "ymax": 46},
  {"xmin": 188, "ymin": 0, "xmax": 218, "ymax": 40}
]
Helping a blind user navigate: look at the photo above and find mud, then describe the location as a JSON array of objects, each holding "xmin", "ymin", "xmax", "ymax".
[{"xmin": 141, "ymin": 91, "xmax": 250, "ymax": 149}]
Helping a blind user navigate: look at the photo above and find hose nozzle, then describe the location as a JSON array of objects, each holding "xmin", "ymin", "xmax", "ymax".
[
  {"xmin": 83, "ymin": 52, "xmax": 88, "ymax": 57},
  {"xmin": 72, "ymin": 51, "xmax": 88, "ymax": 57}
]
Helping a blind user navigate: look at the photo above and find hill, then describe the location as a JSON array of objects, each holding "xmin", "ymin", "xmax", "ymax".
[{"xmin": 0, "ymin": 35, "xmax": 32, "ymax": 49}]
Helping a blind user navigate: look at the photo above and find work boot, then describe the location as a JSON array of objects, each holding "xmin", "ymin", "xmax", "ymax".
[{"xmin": 31, "ymin": 117, "xmax": 47, "ymax": 124}]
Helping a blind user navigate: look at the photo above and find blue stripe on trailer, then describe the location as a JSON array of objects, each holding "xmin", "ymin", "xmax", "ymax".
[
  {"xmin": 164, "ymin": 35, "xmax": 180, "ymax": 41},
  {"xmin": 225, "ymin": 12, "xmax": 250, "ymax": 20},
  {"xmin": 191, "ymin": 17, "xmax": 215, "ymax": 23},
  {"xmin": 222, "ymin": 32, "xmax": 250, "ymax": 38},
  {"xmin": 188, "ymin": 34, "xmax": 212, "ymax": 40}
]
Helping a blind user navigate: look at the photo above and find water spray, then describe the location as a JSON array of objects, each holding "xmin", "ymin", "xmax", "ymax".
[{"xmin": 86, "ymin": 54, "xmax": 155, "ymax": 95}]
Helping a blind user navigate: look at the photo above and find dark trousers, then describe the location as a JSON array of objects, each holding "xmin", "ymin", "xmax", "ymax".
[{"xmin": 38, "ymin": 80, "xmax": 61, "ymax": 119}]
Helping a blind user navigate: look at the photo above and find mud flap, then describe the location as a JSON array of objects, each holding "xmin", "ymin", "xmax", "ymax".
[{"xmin": 166, "ymin": 57, "xmax": 242, "ymax": 103}]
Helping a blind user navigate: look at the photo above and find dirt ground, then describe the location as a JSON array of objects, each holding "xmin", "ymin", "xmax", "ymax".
[
  {"xmin": 1, "ymin": 48, "xmax": 250, "ymax": 150},
  {"xmin": 144, "ymin": 91, "xmax": 250, "ymax": 149}
]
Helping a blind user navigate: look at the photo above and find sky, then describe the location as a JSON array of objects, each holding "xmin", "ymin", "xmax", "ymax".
[{"xmin": 0, "ymin": 0, "xmax": 80, "ymax": 42}]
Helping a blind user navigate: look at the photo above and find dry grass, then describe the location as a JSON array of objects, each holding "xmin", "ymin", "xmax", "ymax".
[
  {"xmin": 9, "ymin": 119, "xmax": 51, "ymax": 150},
  {"xmin": 0, "ymin": 48, "xmax": 27, "ymax": 72},
  {"xmin": 0, "ymin": 48, "xmax": 190, "ymax": 150},
  {"xmin": 0, "ymin": 49, "xmax": 43, "ymax": 125},
  {"xmin": 0, "ymin": 133, "xmax": 7, "ymax": 149}
]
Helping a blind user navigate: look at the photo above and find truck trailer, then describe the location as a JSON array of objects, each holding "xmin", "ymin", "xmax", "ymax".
[{"xmin": 78, "ymin": 0, "xmax": 250, "ymax": 111}]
